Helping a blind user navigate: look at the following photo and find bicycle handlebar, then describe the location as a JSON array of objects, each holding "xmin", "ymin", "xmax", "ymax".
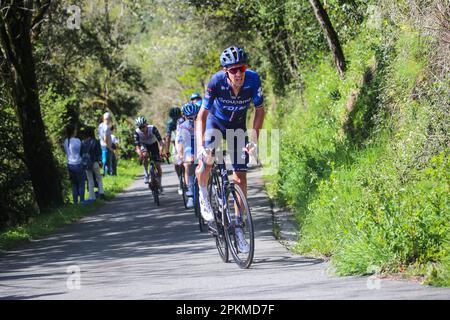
[{"xmin": 195, "ymin": 147, "xmax": 259, "ymax": 173}]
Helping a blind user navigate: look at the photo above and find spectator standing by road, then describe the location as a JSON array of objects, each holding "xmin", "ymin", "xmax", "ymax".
[
  {"xmin": 81, "ymin": 126, "xmax": 105, "ymax": 201},
  {"xmin": 63, "ymin": 124, "xmax": 86, "ymax": 204},
  {"xmin": 98, "ymin": 112, "xmax": 114, "ymax": 176}
]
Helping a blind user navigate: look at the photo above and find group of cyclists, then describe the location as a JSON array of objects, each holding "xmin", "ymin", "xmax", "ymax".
[{"xmin": 132, "ymin": 46, "xmax": 265, "ymax": 254}]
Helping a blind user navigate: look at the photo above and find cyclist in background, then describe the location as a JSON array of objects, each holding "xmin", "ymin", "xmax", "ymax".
[
  {"xmin": 176, "ymin": 102, "xmax": 200, "ymax": 209},
  {"xmin": 195, "ymin": 46, "xmax": 265, "ymax": 253},
  {"xmin": 134, "ymin": 116, "xmax": 165, "ymax": 191},
  {"xmin": 189, "ymin": 92, "xmax": 202, "ymax": 105},
  {"xmin": 165, "ymin": 106, "xmax": 184, "ymax": 194}
]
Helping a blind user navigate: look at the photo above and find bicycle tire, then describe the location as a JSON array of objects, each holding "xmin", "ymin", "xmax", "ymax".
[
  {"xmin": 193, "ymin": 178, "xmax": 206, "ymax": 232},
  {"xmin": 180, "ymin": 168, "xmax": 188, "ymax": 209},
  {"xmin": 224, "ymin": 183, "xmax": 254, "ymax": 268},
  {"xmin": 150, "ymin": 163, "xmax": 160, "ymax": 206},
  {"xmin": 209, "ymin": 171, "xmax": 228, "ymax": 263}
]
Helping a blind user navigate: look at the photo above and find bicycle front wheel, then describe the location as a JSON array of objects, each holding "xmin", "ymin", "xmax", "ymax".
[
  {"xmin": 224, "ymin": 184, "xmax": 254, "ymax": 269},
  {"xmin": 209, "ymin": 173, "xmax": 228, "ymax": 263},
  {"xmin": 193, "ymin": 178, "xmax": 206, "ymax": 232}
]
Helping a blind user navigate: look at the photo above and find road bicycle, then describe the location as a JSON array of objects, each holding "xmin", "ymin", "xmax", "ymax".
[
  {"xmin": 198, "ymin": 149, "xmax": 255, "ymax": 269},
  {"xmin": 177, "ymin": 164, "xmax": 189, "ymax": 209},
  {"xmin": 193, "ymin": 176, "xmax": 207, "ymax": 232}
]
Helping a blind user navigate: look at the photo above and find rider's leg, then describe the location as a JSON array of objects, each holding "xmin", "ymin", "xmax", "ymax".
[
  {"xmin": 230, "ymin": 134, "xmax": 249, "ymax": 219},
  {"xmin": 196, "ymin": 162, "xmax": 212, "ymax": 187},
  {"xmin": 196, "ymin": 160, "xmax": 213, "ymax": 221},
  {"xmin": 183, "ymin": 146, "xmax": 195, "ymax": 194},
  {"xmin": 232, "ymin": 171, "xmax": 247, "ymax": 197},
  {"xmin": 143, "ymin": 155, "xmax": 149, "ymax": 180},
  {"xmin": 197, "ymin": 119, "xmax": 223, "ymax": 222},
  {"xmin": 156, "ymin": 162, "xmax": 163, "ymax": 183},
  {"xmin": 172, "ymin": 142, "xmax": 183, "ymax": 178},
  {"xmin": 232, "ymin": 170, "xmax": 249, "ymax": 253},
  {"xmin": 184, "ymin": 161, "xmax": 195, "ymax": 195}
]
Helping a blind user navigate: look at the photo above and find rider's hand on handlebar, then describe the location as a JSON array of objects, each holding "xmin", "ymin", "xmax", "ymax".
[{"xmin": 244, "ymin": 142, "xmax": 257, "ymax": 156}]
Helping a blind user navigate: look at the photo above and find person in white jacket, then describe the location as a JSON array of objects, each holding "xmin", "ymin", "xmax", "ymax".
[{"xmin": 64, "ymin": 124, "xmax": 86, "ymax": 204}]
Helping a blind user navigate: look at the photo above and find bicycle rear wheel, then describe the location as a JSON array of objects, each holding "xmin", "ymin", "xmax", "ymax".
[
  {"xmin": 193, "ymin": 178, "xmax": 206, "ymax": 232},
  {"xmin": 224, "ymin": 184, "xmax": 254, "ymax": 268},
  {"xmin": 150, "ymin": 164, "xmax": 160, "ymax": 206},
  {"xmin": 209, "ymin": 172, "xmax": 228, "ymax": 263},
  {"xmin": 179, "ymin": 166, "xmax": 188, "ymax": 209}
]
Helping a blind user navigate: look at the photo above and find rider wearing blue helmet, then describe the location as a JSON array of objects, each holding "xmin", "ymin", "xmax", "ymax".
[
  {"xmin": 176, "ymin": 102, "xmax": 201, "ymax": 208},
  {"xmin": 190, "ymin": 92, "xmax": 202, "ymax": 105},
  {"xmin": 195, "ymin": 46, "xmax": 265, "ymax": 253}
]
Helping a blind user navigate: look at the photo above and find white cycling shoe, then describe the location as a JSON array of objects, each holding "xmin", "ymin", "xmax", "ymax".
[
  {"xmin": 186, "ymin": 197, "xmax": 194, "ymax": 209},
  {"xmin": 199, "ymin": 193, "xmax": 214, "ymax": 222},
  {"xmin": 235, "ymin": 228, "xmax": 250, "ymax": 253}
]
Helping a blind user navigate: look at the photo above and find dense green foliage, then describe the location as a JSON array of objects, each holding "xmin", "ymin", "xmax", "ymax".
[
  {"xmin": 265, "ymin": 7, "xmax": 449, "ymax": 285},
  {"xmin": 1, "ymin": 0, "xmax": 150, "ymax": 227}
]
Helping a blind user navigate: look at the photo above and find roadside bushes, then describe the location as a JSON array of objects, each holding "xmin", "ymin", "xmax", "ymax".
[{"xmin": 267, "ymin": 23, "xmax": 449, "ymax": 285}]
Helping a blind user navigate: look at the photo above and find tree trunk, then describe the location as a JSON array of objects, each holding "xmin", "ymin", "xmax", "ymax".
[
  {"xmin": 0, "ymin": 1, "xmax": 63, "ymax": 210},
  {"xmin": 309, "ymin": 0, "xmax": 346, "ymax": 77}
]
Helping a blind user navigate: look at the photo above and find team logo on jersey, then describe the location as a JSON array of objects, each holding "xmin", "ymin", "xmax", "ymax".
[{"xmin": 257, "ymin": 87, "xmax": 263, "ymax": 97}]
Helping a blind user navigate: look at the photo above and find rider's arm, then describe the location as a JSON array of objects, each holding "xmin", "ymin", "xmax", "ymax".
[
  {"xmin": 133, "ymin": 131, "xmax": 142, "ymax": 155},
  {"xmin": 252, "ymin": 73, "xmax": 265, "ymax": 142},
  {"xmin": 164, "ymin": 120, "xmax": 172, "ymax": 153},
  {"xmin": 196, "ymin": 77, "xmax": 216, "ymax": 153},
  {"xmin": 152, "ymin": 126, "xmax": 163, "ymax": 143},
  {"xmin": 195, "ymin": 107, "xmax": 209, "ymax": 154},
  {"xmin": 176, "ymin": 133, "xmax": 184, "ymax": 158},
  {"xmin": 152, "ymin": 126, "xmax": 165, "ymax": 153},
  {"xmin": 253, "ymin": 107, "xmax": 265, "ymax": 142}
]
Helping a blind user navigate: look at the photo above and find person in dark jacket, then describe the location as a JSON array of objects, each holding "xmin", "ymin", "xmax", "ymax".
[{"xmin": 81, "ymin": 126, "xmax": 105, "ymax": 201}]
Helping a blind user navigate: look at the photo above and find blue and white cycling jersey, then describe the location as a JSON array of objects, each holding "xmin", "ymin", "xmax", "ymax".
[
  {"xmin": 177, "ymin": 119, "xmax": 195, "ymax": 150},
  {"xmin": 202, "ymin": 69, "xmax": 263, "ymax": 123},
  {"xmin": 177, "ymin": 119, "xmax": 195, "ymax": 162}
]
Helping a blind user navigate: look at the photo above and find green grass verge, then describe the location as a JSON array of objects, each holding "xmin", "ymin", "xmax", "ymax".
[
  {"xmin": 0, "ymin": 160, "xmax": 141, "ymax": 251},
  {"xmin": 265, "ymin": 23, "xmax": 449, "ymax": 286}
]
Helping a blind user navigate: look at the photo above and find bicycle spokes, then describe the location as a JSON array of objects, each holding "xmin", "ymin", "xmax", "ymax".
[{"xmin": 224, "ymin": 184, "xmax": 254, "ymax": 269}]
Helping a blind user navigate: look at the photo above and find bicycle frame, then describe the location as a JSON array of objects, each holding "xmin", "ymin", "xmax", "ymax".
[{"xmin": 211, "ymin": 159, "xmax": 244, "ymax": 231}]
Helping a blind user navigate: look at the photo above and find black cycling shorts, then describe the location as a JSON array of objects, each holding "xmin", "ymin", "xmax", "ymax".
[{"xmin": 140, "ymin": 142, "xmax": 161, "ymax": 162}]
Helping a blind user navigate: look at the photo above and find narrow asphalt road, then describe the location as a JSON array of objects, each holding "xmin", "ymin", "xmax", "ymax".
[{"xmin": 0, "ymin": 164, "xmax": 449, "ymax": 300}]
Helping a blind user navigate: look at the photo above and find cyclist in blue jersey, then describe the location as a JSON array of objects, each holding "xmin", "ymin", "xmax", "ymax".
[
  {"xmin": 164, "ymin": 106, "xmax": 184, "ymax": 193},
  {"xmin": 176, "ymin": 102, "xmax": 200, "ymax": 208},
  {"xmin": 195, "ymin": 46, "xmax": 265, "ymax": 253}
]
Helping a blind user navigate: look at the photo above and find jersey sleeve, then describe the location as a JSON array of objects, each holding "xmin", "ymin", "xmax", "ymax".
[
  {"xmin": 165, "ymin": 119, "xmax": 174, "ymax": 135},
  {"xmin": 252, "ymin": 73, "xmax": 264, "ymax": 108},
  {"xmin": 133, "ymin": 130, "xmax": 140, "ymax": 146},
  {"xmin": 202, "ymin": 74, "xmax": 218, "ymax": 110},
  {"xmin": 152, "ymin": 126, "xmax": 162, "ymax": 142}
]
